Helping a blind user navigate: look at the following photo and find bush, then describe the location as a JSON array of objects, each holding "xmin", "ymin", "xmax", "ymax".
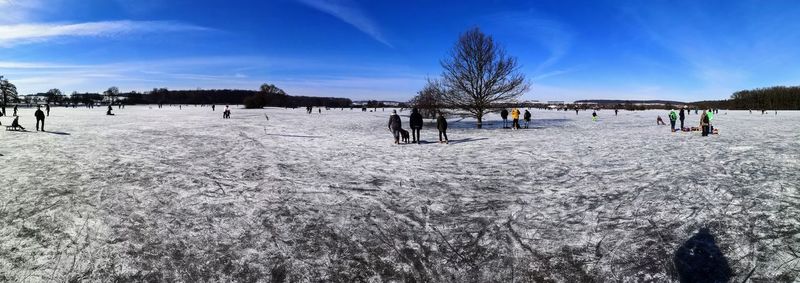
[{"xmin": 243, "ymin": 94, "xmax": 266, "ymax": 109}]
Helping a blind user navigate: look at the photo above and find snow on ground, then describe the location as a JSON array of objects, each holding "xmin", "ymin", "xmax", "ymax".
[{"xmin": 0, "ymin": 105, "xmax": 798, "ymax": 282}]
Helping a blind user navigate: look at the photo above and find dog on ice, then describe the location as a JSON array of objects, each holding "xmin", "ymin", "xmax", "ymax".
[{"xmin": 399, "ymin": 129, "xmax": 410, "ymax": 143}]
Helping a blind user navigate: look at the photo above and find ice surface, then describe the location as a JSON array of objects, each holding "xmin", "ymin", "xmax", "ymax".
[{"xmin": 0, "ymin": 106, "xmax": 798, "ymax": 281}]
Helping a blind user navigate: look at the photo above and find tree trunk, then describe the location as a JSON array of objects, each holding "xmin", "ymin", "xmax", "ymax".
[{"xmin": 476, "ymin": 113, "xmax": 483, "ymax": 129}]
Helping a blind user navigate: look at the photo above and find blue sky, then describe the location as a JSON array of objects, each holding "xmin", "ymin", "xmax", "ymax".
[{"xmin": 2, "ymin": 0, "xmax": 800, "ymax": 102}]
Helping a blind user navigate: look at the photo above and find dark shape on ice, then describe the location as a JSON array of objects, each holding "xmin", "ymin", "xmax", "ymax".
[
  {"xmin": 446, "ymin": 137, "xmax": 488, "ymax": 144},
  {"xmin": 673, "ymin": 228, "xmax": 731, "ymax": 283},
  {"xmin": 44, "ymin": 131, "xmax": 71, "ymax": 135}
]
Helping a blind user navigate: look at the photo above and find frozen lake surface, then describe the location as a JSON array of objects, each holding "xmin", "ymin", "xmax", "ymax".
[{"xmin": 1, "ymin": 105, "xmax": 798, "ymax": 281}]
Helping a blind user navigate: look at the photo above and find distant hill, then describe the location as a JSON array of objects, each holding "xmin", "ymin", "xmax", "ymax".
[
  {"xmin": 693, "ymin": 86, "xmax": 800, "ymax": 110},
  {"xmin": 574, "ymin": 99, "xmax": 687, "ymax": 105}
]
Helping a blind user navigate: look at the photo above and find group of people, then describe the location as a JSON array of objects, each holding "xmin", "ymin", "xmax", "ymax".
[
  {"xmin": 222, "ymin": 105, "xmax": 232, "ymax": 119},
  {"xmin": 2, "ymin": 105, "xmax": 47, "ymax": 131},
  {"xmin": 500, "ymin": 108, "xmax": 532, "ymax": 129},
  {"xmin": 388, "ymin": 108, "xmax": 449, "ymax": 144},
  {"xmin": 661, "ymin": 108, "xmax": 716, "ymax": 136}
]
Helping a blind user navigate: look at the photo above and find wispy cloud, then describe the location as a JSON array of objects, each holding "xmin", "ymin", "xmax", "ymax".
[
  {"xmin": 618, "ymin": 2, "xmax": 800, "ymax": 99},
  {"xmin": 532, "ymin": 69, "xmax": 573, "ymax": 81},
  {"xmin": 0, "ymin": 0, "xmax": 47, "ymax": 24},
  {"xmin": 297, "ymin": 0, "xmax": 391, "ymax": 47},
  {"xmin": 485, "ymin": 11, "xmax": 574, "ymax": 79},
  {"xmin": 0, "ymin": 20, "xmax": 211, "ymax": 47}
]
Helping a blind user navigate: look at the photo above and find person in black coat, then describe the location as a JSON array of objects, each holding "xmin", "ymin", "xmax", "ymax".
[
  {"xmin": 500, "ymin": 109, "xmax": 509, "ymax": 128},
  {"xmin": 11, "ymin": 116, "xmax": 25, "ymax": 130},
  {"xmin": 34, "ymin": 106, "xmax": 45, "ymax": 131},
  {"xmin": 387, "ymin": 110, "xmax": 402, "ymax": 144},
  {"xmin": 409, "ymin": 108, "xmax": 423, "ymax": 143},
  {"xmin": 437, "ymin": 112, "xmax": 448, "ymax": 144},
  {"xmin": 523, "ymin": 110, "xmax": 531, "ymax": 128},
  {"xmin": 679, "ymin": 108, "xmax": 686, "ymax": 130}
]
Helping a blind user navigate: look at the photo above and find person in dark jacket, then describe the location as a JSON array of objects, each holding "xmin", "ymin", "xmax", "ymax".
[
  {"xmin": 700, "ymin": 111, "xmax": 710, "ymax": 136},
  {"xmin": 45, "ymin": 104, "xmax": 50, "ymax": 116},
  {"xmin": 387, "ymin": 110, "xmax": 402, "ymax": 144},
  {"xmin": 409, "ymin": 108, "xmax": 423, "ymax": 143},
  {"xmin": 106, "ymin": 105, "xmax": 115, "ymax": 116},
  {"xmin": 679, "ymin": 108, "xmax": 686, "ymax": 130},
  {"xmin": 436, "ymin": 112, "xmax": 448, "ymax": 144},
  {"xmin": 523, "ymin": 109, "xmax": 531, "ymax": 128},
  {"xmin": 34, "ymin": 106, "xmax": 45, "ymax": 131},
  {"xmin": 11, "ymin": 116, "xmax": 25, "ymax": 130},
  {"xmin": 13, "ymin": 105, "xmax": 18, "ymax": 116},
  {"xmin": 500, "ymin": 109, "xmax": 509, "ymax": 128}
]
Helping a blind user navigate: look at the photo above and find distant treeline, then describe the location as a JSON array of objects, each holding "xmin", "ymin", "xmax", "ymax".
[
  {"xmin": 574, "ymin": 99, "xmax": 686, "ymax": 105},
  {"xmin": 693, "ymin": 86, "xmax": 800, "ymax": 110},
  {"xmin": 36, "ymin": 88, "xmax": 348, "ymax": 108},
  {"xmin": 133, "ymin": 88, "xmax": 352, "ymax": 108}
]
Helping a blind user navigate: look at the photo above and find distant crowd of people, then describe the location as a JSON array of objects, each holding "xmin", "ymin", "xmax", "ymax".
[
  {"xmin": 498, "ymin": 108, "xmax": 532, "ymax": 129},
  {"xmin": 388, "ymin": 108, "xmax": 449, "ymax": 144},
  {"xmin": 658, "ymin": 108, "xmax": 719, "ymax": 136}
]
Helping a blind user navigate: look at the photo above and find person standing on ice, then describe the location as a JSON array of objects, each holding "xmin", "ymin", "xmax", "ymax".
[
  {"xmin": 511, "ymin": 108, "xmax": 521, "ymax": 129},
  {"xmin": 706, "ymin": 109, "xmax": 714, "ymax": 134},
  {"xmin": 106, "ymin": 105, "xmax": 114, "ymax": 116},
  {"xmin": 13, "ymin": 105, "xmax": 18, "ymax": 116},
  {"xmin": 387, "ymin": 110, "xmax": 402, "ymax": 144},
  {"xmin": 34, "ymin": 105, "xmax": 45, "ymax": 131},
  {"xmin": 592, "ymin": 110, "xmax": 598, "ymax": 122},
  {"xmin": 500, "ymin": 109, "xmax": 509, "ymax": 128},
  {"xmin": 523, "ymin": 109, "xmax": 531, "ymax": 128},
  {"xmin": 700, "ymin": 111, "xmax": 710, "ymax": 136},
  {"xmin": 45, "ymin": 104, "xmax": 50, "ymax": 117},
  {"xmin": 668, "ymin": 110, "xmax": 678, "ymax": 132},
  {"xmin": 409, "ymin": 108, "xmax": 423, "ymax": 143},
  {"xmin": 614, "ymin": 109, "xmax": 618, "ymax": 116},
  {"xmin": 679, "ymin": 108, "xmax": 686, "ymax": 130},
  {"xmin": 212, "ymin": 105, "xmax": 215, "ymax": 111},
  {"xmin": 437, "ymin": 112, "xmax": 448, "ymax": 144}
]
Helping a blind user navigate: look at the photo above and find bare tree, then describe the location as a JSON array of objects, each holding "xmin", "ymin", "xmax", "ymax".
[
  {"xmin": 46, "ymin": 88, "xmax": 63, "ymax": 104},
  {"xmin": 0, "ymin": 75, "xmax": 18, "ymax": 115},
  {"xmin": 260, "ymin": 83, "xmax": 287, "ymax": 96},
  {"xmin": 104, "ymin": 86, "xmax": 119, "ymax": 105},
  {"xmin": 439, "ymin": 27, "xmax": 529, "ymax": 128},
  {"xmin": 410, "ymin": 78, "xmax": 446, "ymax": 119}
]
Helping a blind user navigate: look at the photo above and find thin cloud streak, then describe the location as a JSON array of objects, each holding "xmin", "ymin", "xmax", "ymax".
[
  {"xmin": 0, "ymin": 20, "xmax": 211, "ymax": 46},
  {"xmin": 297, "ymin": 0, "xmax": 392, "ymax": 47},
  {"xmin": 0, "ymin": 0, "xmax": 47, "ymax": 24},
  {"xmin": 486, "ymin": 11, "xmax": 573, "ymax": 76}
]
